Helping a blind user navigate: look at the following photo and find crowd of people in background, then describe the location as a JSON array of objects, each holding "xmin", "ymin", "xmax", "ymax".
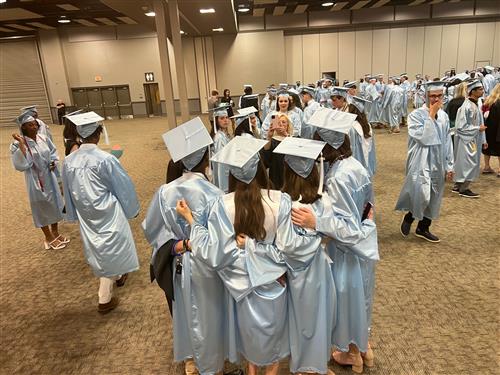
[{"xmin": 8, "ymin": 62, "xmax": 500, "ymax": 375}]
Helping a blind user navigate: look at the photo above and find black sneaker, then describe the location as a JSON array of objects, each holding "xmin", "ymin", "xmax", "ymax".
[
  {"xmin": 400, "ymin": 219, "xmax": 412, "ymax": 237},
  {"xmin": 451, "ymin": 187, "xmax": 459, "ymax": 194},
  {"xmin": 459, "ymin": 189, "xmax": 480, "ymax": 198},
  {"xmin": 415, "ymin": 229, "xmax": 440, "ymax": 243}
]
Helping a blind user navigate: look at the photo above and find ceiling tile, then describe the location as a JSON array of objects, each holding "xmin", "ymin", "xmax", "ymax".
[
  {"xmin": 73, "ymin": 19, "xmax": 99, "ymax": 26},
  {"xmin": 5, "ymin": 24, "xmax": 35, "ymax": 30},
  {"xmin": 294, "ymin": 4, "xmax": 308, "ymax": 14},
  {"xmin": 56, "ymin": 4, "xmax": 80, "ymax": 11},
  {"xmin": 273, "ymin": 5, "xmax": 287, "ymax": 16},
  {"xmin": 0, "ymin": 8, "xmax": 44, "ymax": 21},
  {"xmin": 95, "ymin": 17, "xmax": 118, "ymax": 26},
  {"xmin": 350, "ymin": 0, "xmax": 371, "ymax": 10},
  {"xmin": 331, "ymin": 2, "xmax": 349, "ymax": 11},
  {"xmin": 116, "ymin": 16, "xmax": 137, "ymax": 24}
]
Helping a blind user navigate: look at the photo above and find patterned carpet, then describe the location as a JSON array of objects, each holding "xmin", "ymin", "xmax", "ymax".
[{"xmin": 1, "ymin": 117, "xmax": 498, "ymax": 375}]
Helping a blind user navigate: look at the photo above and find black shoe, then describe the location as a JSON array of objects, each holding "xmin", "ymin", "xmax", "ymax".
[
  {"xmin": 400, "ymin": 219, "xmax": 412, "ymax": 237},
  {"xmin": 415, "ymin": 229, "xmax": 440, "ymax": 243},
  {"xmin": 116, "ymin": 273, "xmax": 128, "ymax": 287},
  {"xmin": 98, "ymin": 297, "xmax": 119, "ymax": 314},
  {"xmin": 459, "ymin": 189, "xmax": 480, "ymax": 198},
  {"xmin": 451, "ymin": 187, "xmax": 459, "ymax": 194}
]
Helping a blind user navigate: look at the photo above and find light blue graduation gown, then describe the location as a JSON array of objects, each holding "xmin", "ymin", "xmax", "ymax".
[
  {"xmin": 380, "ymin": 84, "xmax": 394, "ymax": 124},
  {"xmin": 365, "ymin": 84, "xmax": 381, "ymax": 124},
  {"xmin": 316, "ymin": 157, "xmax": 379, "ymax": 353},
  {"xmin": 212, "ymin": 130, "xmax": 230, "ymax": 192},
  {"xmin": 388, "ymin": 85, "xmax": 404, "ymax": 128},
  {"xmin": 453, "ymin": 98, "xmax": 485, "ymax": 183},
  {"xmin": 142, "ymin": 172, "xmax": 227, "ymax": 374},
  {"xmin": 10, "ymin": 134, "xmax": 64, "ymax": 228},
  {"xmin": 349, "ymin": 123, "xmax": 376, "ymax": 179},
  {"xmin": 261, "ymin": 110, "xmax": 302, "ymax": 139},
  {"xmin": 400, "ymin": 81, "xmax": 411, "ymax": 117},
  {"xmin": 395, "ymin": 107, "xmax": 454, "ymax": 220},
  {"xmin": 359, "ymin": 82, "xmax": 368, "ymax": 98},
  {"xmin": 316, "ymin": 87, "xmax": 332, "ymax": 107},
  {"xmin": 301, "ymin": 99, "xmax": 321, "ymax": 139},
  {"xmin": 191, "ymin": 190, "xmax": 313, "ymax": 366},
  {"xmin": 36, "ymin": 118, "xmax": 53, "ymax": 142},
  {"xmin": 62, "ymin": 144, "xmax": 139, "ymax": 277},
  {"xmin": 413, "ymin": 87, "xmax": 425, "ymax": 108},
  {"xmin": 483, "ymin": 73, "xmax": 497, "ymax": 96},
  {"xmin": 287, "ymin": 197, "xmax": 337, "ymax": 374}
]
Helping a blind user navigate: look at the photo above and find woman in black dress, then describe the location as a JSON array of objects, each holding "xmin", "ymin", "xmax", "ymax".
[
  {"xmin": 481, "ymin": 83, "xmax": 500, "ymax": 176},
  {"xmin": 219, "ymin": 89, "xmax": 235, "ymax": 118}
]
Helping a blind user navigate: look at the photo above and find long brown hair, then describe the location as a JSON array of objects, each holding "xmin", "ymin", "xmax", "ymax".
[
  {"xmin": 229, "ymin": 158, "xmax": 270, "ymax": 241},
  {"xmin": 348, "ymin": 104, "xmax": 371, "ymax": 139},
  {"xmin": 282, "ymin": 162, "xmax": 321, "ymax": 204},
  {"xmin": 314, "ymin": 132, "xmax": 352, "ymax": 163},
  {"xmin": 166, "ymin": 148, "xmax": 209, "ymax": 183}
]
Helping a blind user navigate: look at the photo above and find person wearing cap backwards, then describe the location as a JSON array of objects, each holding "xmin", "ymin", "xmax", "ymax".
[
  {"xmin": 292, "ymin": 108, "xmax": 379, "ymax": 373},
  {"xmin": 175, "ymin": 136, "xmax": 323, "ymax": 375},
  {"xmin": 395, "ymin": 81, "xmax": 454, "ymax": 243},
  {"xmin": 400, "ymin": 74, "xmax": 411, "ymax": 126},
  {"xmin": 452, "ymin": 80, "xmax": 487, "ymax": 198},
  {"xmin": 212, "ymin": 106, "xmax": 232, "ymax": 192},
  {"xmin": 10, "ymin": 112, "xmax": 67, "ymax": 250},
  {"xmin": 143, "ymin": 118, "xmax": 230, "ymax": 375},
  {"xmin": 300, "ymin": 86, "xmax": 321, "ymax": 139},
  {"xmin": 274, "ymin": 137, "xmax": 337, "ymax": 375},
  {"xmin": 20, "ymin": 105, "xmax": 53, "ymax": 141},
  {"xmin": 62, "ymin": 111, "xmax": 139, "ymax": 313}
]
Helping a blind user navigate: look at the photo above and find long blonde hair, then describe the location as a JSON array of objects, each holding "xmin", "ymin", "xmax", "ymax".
[
  {"xmin": 484, "ymin": 83, "xmax": 500, "ymax": 107},
  {"xmin": 454, "ymin": 82, "xmax": 468, "ymax": 99}
]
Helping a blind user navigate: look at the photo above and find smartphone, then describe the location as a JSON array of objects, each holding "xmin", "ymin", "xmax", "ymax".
[
  {"xmin": 361, "ymin": 202, "xmax": 373, "ymax": 221},
  {"xmin": 271, "ymin": 115, "xmax": 275, "ymax": 120}
]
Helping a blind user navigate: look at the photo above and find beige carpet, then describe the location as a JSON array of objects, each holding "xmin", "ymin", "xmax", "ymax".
[{"xmin": 1, "ymin": 117, "xmax": 498, "ymax": 375}]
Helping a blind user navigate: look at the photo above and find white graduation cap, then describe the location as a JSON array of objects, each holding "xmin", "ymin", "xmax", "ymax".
[
  {"xmin": 344, "ymin": 81, "xmax": 357, "ymax": 89},
  {"xmin": 466, "ymin": 79, "xmax": 483, "ymax": 94},
  {"xmin": 273, "ymin": 137, "xmax": 327, "ymax": 193},
  {"xmin": 451, "ymin": 72, "xmax": 470, "ymax": 82},
  {"xmin": 308, "ymin": 107, "xmax": 357, "ymax": 149},
  {"xmin": 14, "ymin": 111, "xmax": 35, "ymax": 128},
  {"xmin": 63, "ymin": 109, "xmax": 84, "ymax": 118},
  {"xmin": 279, "ymin": 83, "xmax": 288, "ymax": 89},
  {"xmin": 243, "ymin": 84, "xmax": 253, "ymax": 88},
  {"xmin": 231, "ymin": 106, "xmax": 258, "ymax": 128},
  {"xmin": 331, "ymin": 86, "xmax": 349, "ymax": 98},
  {"xmin": 20, "ymin": 105, "xmax": 37, "ymax": 114},
  {"xmin": 351, "ymin": 96, "xmax": 372, "ymax": 114},
  {"xmin": 484, "ymin": 66, "xmax": 494, "ymax": 73},
  {"xmin": 299, "ymin": 86, "xmax": 316, "ymax": 97},
  {"xmin": 66, "ymin": 111, "xmax": 109, "ymax": 145},
  {"xmin": 162, "ymin": 117, "xmax": 213, "ymax": 171},
  {"xmin": 211, "ymin": 136, "xmax": 267, "ymax": 184}
]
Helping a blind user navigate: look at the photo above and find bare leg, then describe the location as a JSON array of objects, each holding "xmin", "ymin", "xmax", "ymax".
[
  {"xmin": 265, "ymin": 362, "xmax": 280, "ymax": 375},
  {"xmin": 41, "ymin": 226, "xmax": 55, "ymax": 242},
  {"xmin": 484, "ymin": 155, "xmax": 492, "ymax": 170},
  {"xmin": 51, "ymin": 222, "xmax": 59, "ymax": 238},
  {"xmin": 497, "ymin": 156, "xmax": 500, "ymax": 173},
  {"xmin": 247, "ymin": 362, "xmax": 258, "ymax": 375}
]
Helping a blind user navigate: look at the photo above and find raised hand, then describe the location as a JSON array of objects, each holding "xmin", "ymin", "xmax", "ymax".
[{"xmin": 176, "ymin": 199, "xmax": 194, "ymax": 224}]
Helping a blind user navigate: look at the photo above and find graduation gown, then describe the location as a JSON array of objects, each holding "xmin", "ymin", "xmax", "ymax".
[
  {"xmin": 317, "ymin": 157, "xmax": 379, "ymax": 353},
  {"xmin": 10, "ymin": 134, "xmax": 64, "ymax": 228},
  {"xmin": 453, "ymin": 98, "xmax": 486, "ymax": 183},
  {"xmin": 349, "ymin": 123, "xmax": 376, "ymax": 179},
  {"xmin": 62, "ymin": 144, "xmax": 139, "ymax": 277},
  {"xmin": 36, "ymin": 118, "xmax": 53, "ymax": 142},
  {"xmin": 142, "ymin": 172, "xmax": 227, "ymax": 374},
  {"xmin": 365, "ymin": 84, "xmax": 381, "ymax": 124},
  {"xmin": 483, "ymin": 73, "xmax": 497, "ymax": 96},
  {"xmin": 301, "ymin": 99, "xmax": 321, "ymax": 139},
  {"xmin": 261, "ymin": 110, "xmax": 302, "ymax": 139},
  {"xmin": 287, "ymin": 196, "xmax": 337, "ymax": 374},
  {"xmin": 212, "ymin": 130, "xmax": 230, "ymax": 192},
  {"xmin": 316, "ymin": 87, "xmax": 333, "ymax": 108},
  {"xmin": 388, "ymin": 85, "xmax": 404, "ymax": 128},
  {"xmin": 395, "ymin": 106, "xmax": 454, "ymax": 220},
  {"xmin": 400, "ymin": 81, "xmax": 411, "ymax": 117}
]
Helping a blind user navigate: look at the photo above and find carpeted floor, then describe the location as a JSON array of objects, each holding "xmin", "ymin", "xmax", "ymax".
[{"xmin": 1, "ymin": 117, "xmax": 498, "ymax": 375}]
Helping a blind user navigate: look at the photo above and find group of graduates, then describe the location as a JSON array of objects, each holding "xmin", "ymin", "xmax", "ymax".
[{"xmin": 9, "ymin": 62, "xmax": 499, "ymax": 375}]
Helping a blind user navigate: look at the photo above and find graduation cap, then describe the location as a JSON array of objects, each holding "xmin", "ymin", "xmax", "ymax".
[
  {"xmin": 63, "ymin": 109, "xmax": 84, "ymax": 118},
  {"xmin": 273, "ymin": 137, "xmax": 326, "ymax": 193},
  {"xmin": 484, "ymin": 66, "xmax": 494, "ymax": 73},
  {"xmin": 343, "ymin": 81, "xmax": 357, "ymax": 89},
  {"xmin": 208, "ymin": 103, "xmax": 230, "ymax": 133},
  {"xmin": 392, "ymin": 76, "xmax": 401, "ymax": 84},
  {"xmin": 162, "ymin": 117, "xmax": 213, "ymax": 171},
  {"xmin": 377, "ymin": 74, "xmax": 384, "ymax": 78},
  {"xmin": 466, "ymin": 79, "xmax": 483, "ymax": 94},
  {"xmin": 277, "ymin": 90, "xmax": 290, "ymax": 98},
  {"xmin": 210, "ymin": 136, "xmax": 268, "ymax": 184},
  {"xmin": 66, "ymin": 111, "xmax": 110, "ymax": 145},
  {"xmin": 299, "ymin": 86, "xmax": 316, "ymax": 97},
  {"xmin": 331, "ymin": 86, "xmax": 349, "ymax": 98},
  {"xmin": 400, "ymin": 73, "xmax": 409, "ymax": 79},
  {"xmin": 424, "ymin": 81, "xmax": 447, "ymax": 92},
  {"xmin": 243, "ymin": 84, "xmax": 253, "ymax": 88},
  {"xmin": 14, "ymin": 111, "xmax": 35, "ymax": 128},
  {"xmin": 231, "ymin": 106, "xmax": 258, "ymax": 127},
  {"xmin": 307, "ymin": 107, "xmax": 357, "ymax": 149},
  {"xmin": 20, "ymin": 105, "xmax": 38, "ymax": 114},
  {"xmin": 351, "ymin": 96, "xmax": 372, "ymax": 113},
  {"xmin": 322, "ymin": 75, "xmax": 334, "ymax": 82}
]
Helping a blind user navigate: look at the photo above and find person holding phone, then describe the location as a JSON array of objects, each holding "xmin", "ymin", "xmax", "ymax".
[
  {"xmin": 396, "ymin": 81, "xmax": 455, "ymax": 243},
  {"xmin": 260, "ymin": 91, "xmax": 301, "ymax": 140}
]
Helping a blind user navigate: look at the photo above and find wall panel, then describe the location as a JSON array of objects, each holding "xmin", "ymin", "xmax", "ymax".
[
  {"xmin": 302, "ymin": 34, "xmax": 320, "ymax": 84},
  {"xmin": 338, "ymin": 31, "xmax": 356, "ymax": 82},
  {"xmin": 389, "ymin": 27, "xmax": 407, "ymax": 77},
  {"xmin": 319, "ymin": 32, "xmax": 339, "ymax": 74},
  {"xmin": 439, "ymin": 24, "xmax": 459, "ymax": 76},
  {"xmin": 372, "ymin": 29, "xmax": 390, "ymax": 78},
  {"xmin": 475, "ymin": 22, "xmax": 496, "ymax": 65},
  {"xmin": 285, "ymin": 34, "xmax": 303, "ymax": 83},
  {"xmin": 405, "ymin": 26, "xmax": 425, "ymax": 79},
  {"xmin": 456, "ymin": 23, "xmax": 477, "ymax": 72},
  {"xmin": 422, "ymin": 25, "xmax": 443, "ymax": 79},
  {"xmin": 494, "ymin": 22, "xmax": 500, "ymax": 67},
  {"xmin": 355, "ymin": 30, "xmax": 372, "ymax": 79}
]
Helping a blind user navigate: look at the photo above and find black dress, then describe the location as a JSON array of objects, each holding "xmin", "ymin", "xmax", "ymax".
[
  {"xmin": 219, "ymin": 96, "xmax": 235, "ymax": 117},
  {"xmin": 482, "ymin": 100, "xmax": 500, "ymax": 156},
  {"xmin": 262, "ymin": 139, "xmax": 284, "ymax": 189}
]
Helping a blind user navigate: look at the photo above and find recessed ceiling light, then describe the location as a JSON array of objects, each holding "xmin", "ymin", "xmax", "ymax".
[
  {"xmin": 58, "ymin": 19, "xmax": 71, "ymax": 23},
  {"xmin": 238, "ymin": 7, "xmax": 250, "ymax": 13},
  {"xmin": 200, "ymin": 8, "xmax": 215, "ymax": 14},
  {"xmin": 212, "ymin": 27, "xmax": 223, "ymax": 32},
  {"xmin": 180, "ymin": 30, "xmax": 185, "ymax": 34},
  {"xmin": 0, "ymin": 0, "xmax": 7, "ymax": 3},
  {"xmin": 145, "ymin": 11, "xmax": 155, "ymax": 17},
  {"xmin": 322, "ymin": 2, "xmax": 334, "ymax": 6}
]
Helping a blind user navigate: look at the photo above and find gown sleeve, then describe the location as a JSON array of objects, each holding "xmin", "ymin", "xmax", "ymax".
[
  {"xmin": 408, "ymin": 109, "xmax": 441, "ymax": 146},
  {"xmin": 10, "ymin": 142, "xmax": 32, "ymax": 171},
  {"xmin": 316, "ymin": 177, "xmax": 378, "ymax": 260},
  {"xmin": 103, "ymin": 156, "xmax": 140, "ymax": 219},
  {"xmin": 455, "ymin": 102, "xmax": 479, "ymax": 143},
  {"xmin": 443, "ymin": 115, "xmax": 454, "ymax": 172}
]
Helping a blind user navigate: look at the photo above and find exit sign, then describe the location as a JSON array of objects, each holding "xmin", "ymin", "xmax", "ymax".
[{"xmin": 145, "ymin": 72, "xmax": 155, "ymax": 82}]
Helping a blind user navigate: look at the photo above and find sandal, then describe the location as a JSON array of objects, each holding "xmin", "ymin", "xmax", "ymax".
[
  {"xmin": 56, "ymin": 235, "xmax": 70, "ymax": 244},
  {"xmin": 43, "ymin": 238, "xmax": 66, "ymax": 250},
  {"xmin": 482, "ymin": 168, "xmax": 494, "ymax": 174}
]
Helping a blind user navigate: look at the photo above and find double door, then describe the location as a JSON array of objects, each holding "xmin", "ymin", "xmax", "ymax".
[{"xmin": 72, "ymin": 85, "xmax": 132, "ymax": 119}]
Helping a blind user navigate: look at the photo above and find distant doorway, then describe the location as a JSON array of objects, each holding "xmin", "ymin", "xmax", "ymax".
[{"xmin": 144, "ymin": 83, "xmax": 162, "ymax": 117}]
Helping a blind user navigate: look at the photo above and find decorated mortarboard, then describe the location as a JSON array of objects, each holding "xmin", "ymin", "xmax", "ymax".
[
  {"xmin": 273, "ymin": 137, "xmax": 326, "ymax": 179},
  {"xmin": 66, "ymin": 111, "xmax": 103, "ymax": 137},
  {"xmin": 351, "ymin": 96, "xmax": 372, "ymax": 113},
  {"xmin": 344, "ymin": 81, "xmax": 357, "ymax": 89},
  {"xmin": 210, "ymin": 136, "xmax": 268, "ymax": 184},
  {"xmin": 331, "ymin": 86, "xmax": 349, "ymax": 98},
  {"xmin": 466, "ymin": 79, "xmax": 483, "ymax": 94},
  {"xmin": 299, "ymin": 86, "xmax": 316, "ymax": 97},
  {"xmin": 14, "ymin": 111, "xmax": 35, "ymax": 127},
  {"xmin": 307, "ymin": 107, "xmax": 357, "ymax": 149},
  {"xmin": 162, "ymin": 117, "xmax": 213, "ymax": 171}
]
